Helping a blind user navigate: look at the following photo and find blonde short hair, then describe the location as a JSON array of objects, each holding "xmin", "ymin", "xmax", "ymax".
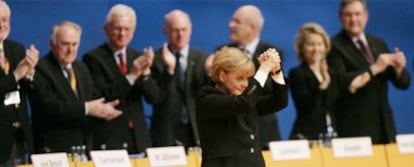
[
  {"xmin": 294, "ymin": 22, "xmax": 330, "ymax": 61},
  {"xmin": 211, "ymin": 47, "xmax": 255, "ymax": 83}
]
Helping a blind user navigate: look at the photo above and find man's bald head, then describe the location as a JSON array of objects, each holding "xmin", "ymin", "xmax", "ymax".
[{"xmin": 163, "ymin": 9, "xmax": 192, "ymax": 51}]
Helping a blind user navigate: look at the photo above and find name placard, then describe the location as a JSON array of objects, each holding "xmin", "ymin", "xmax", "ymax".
[
  {"xmin": 269, "ymin": 140, "xmax": 311, "ymax": 160},
  {"xmin": 396, "ymin": 134, "xmax": 414, "ymax": 154},
  {"xmin": 90, "ymin": 150, "xmax": 131, "ymax": 167},
  {"xmin": 146, "ymin": 146, "xmax": 187, "ymax": 167},
  {"xmin": 31, "ymin": 153, "xmax": 70, "ymax": 167},
  {"xmin": 332, "ymin": 137, "xmax": 373, "ymax": 158}
]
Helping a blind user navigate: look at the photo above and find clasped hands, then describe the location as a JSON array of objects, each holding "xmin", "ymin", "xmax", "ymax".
[{"xmin": 257, "ymin": 48, "xmax": 281, "ymax": 75}]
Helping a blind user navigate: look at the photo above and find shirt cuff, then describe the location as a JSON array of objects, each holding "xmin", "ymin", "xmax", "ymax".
[
  {"xmin": 84, "ymin": 103, "xmax": 89, "ymax": 116},
  {"xmin": 272, "ymin": 71, "xmax": 286, "ymax": 85},
  {"xmin": 126, "ymin": 75, "xmax": 136, "ymax": 85},
  {"xmin": 24, "ymin": 70, "xmax": 35, "ymax": 81},
  {"xmin": 254, "ymin": 70, "xmax": 268, "ymax": 88}
]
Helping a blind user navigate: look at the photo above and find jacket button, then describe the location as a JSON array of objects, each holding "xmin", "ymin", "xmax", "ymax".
[
  {"xmin": 250, "ymin": 134, "xmax": 255, "ymax": 140},
  {"xmin": 250, "ymin": 147, "xmax": 254, "ymax": 153}
]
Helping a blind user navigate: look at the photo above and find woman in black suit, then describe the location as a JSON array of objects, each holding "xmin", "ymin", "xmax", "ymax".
[
  {"xmin": 289, "ymin": 23, "xmax": 337, "ymax": 140},
  {"xmin": 196, "ymin": 47, "xmax": 287, "ymax": 167}
]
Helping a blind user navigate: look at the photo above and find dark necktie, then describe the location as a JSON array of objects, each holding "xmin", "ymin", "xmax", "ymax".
[
  {"xmin": 118, "ymin": 53, "xmax": 127, "ymax": 76},
  {"xmin": 356, "ymin": 39, "xmax": 374, "ymax": 64},
  {"xmin": 175, "ymin": 52, "xmax": 185, "ymax": 84},
  {"xmin": 175, "ymin": 51, "xmax": 188, "ymax": 124}
]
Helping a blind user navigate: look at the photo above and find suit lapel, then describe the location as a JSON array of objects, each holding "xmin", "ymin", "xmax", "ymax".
[
  {"xmin": 102, "ymin": 44, "xmax": 123, "ymax": 79},
  {"xmin": 340, "ymin": 32, "xmax": 370, "ymax": 66},
  {"xmin": 46, "ymin": 54, "xmax": 79, "ymax": 99},
  {"xmin": 3, "ymin": 41, "xmax": 18, "ymax": 74},
  {"xmin": 366, "ymin": 36, "xmax": 379, "ymax": 61},
  {"xmin": 184, "ymin": 49, "xmax": 196, "ymax": 91}
]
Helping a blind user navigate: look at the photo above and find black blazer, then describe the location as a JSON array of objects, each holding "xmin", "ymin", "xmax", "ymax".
[
  {"xmin": 83, "ymin": 43, "xmax": 159, "ymax": 153},
  {"xmin": 150, "ymin": 46, "xmax": 209, "ymax": 147},
  {"xmin": 196, "ymin": 78, "xmax": 288, "ymax": 167},
  {"xmin": 0, "ymin": 40, "xmax": 33, "ymax": 162},
  {"xmin": 289, "ymin": 63, "xmax": 337, "ymax": 140},
  {"xmin": 327, "ymin": 30, "xmax": 411, "ymax": 144},
  {"xmin": 29, "ymin": 52, "xmax": 98, "ymax": 153},
  {"xmin": 219, "ymin": 41, "xmax": 286, "ymax": 149}
]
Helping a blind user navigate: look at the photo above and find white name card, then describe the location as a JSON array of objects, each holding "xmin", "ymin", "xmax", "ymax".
[
  {"xmin": 332, "ymin": 137, "xmax": 373, "ymax": 158},
  {"xmin": 90, "ymin": 150, "xmax": 131, "ymax": 167},
  {"xmin": 31, "ymin": 153, "xmax": 70, "ymax": 167},
  {"xmin": 396, "ymin": 134, "xmax": 414, "ymax": 154},
  {"xmin": 146, "ymin": 146, "xmax": 187, "ymax": 167},
  {"xmin": 269, "ymin": 140, "xmax": 311, "ymax": 160}
]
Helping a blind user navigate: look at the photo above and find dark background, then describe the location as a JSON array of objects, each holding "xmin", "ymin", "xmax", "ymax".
[{"xmin": 6, "ymin": 0, "xmax": 413, "ymax": 140}]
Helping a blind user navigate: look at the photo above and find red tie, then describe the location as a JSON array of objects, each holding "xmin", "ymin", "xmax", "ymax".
[{"xmin": 118, "ymin": 53, "xmax": 127, "ymax": 76}]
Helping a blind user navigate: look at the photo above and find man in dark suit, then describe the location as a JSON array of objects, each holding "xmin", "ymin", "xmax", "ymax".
[
  {"xmin": 83, "ymin": 4, "xmax": 159, "ymax": 154},
  {"xmin": 215, "ymin": 5, "xmax": 287, "ymax": 149},
  {"xmin": 327, "ymin": 0, "xmax": 410, "ymax": 144},
  {"xmin": 150, "ymin": 10, "xmax": 209, "ymax": 148},
  {"xmin": 0, "ymin": 1, "xmax": 38, "ymax": 166},
  {"xmin": 29, "ymin": 21, "xmax": 122, "ymax": 153}
]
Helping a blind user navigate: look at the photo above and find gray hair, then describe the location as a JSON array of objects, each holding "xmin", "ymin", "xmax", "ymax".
[
  {"xmin": 50, "ymin": 21, "xmax": 82, "ymax": 44},
  {"xmin": 105, "ymin": 4, "xmax": 137, "ymax": 25},
  {"xmin": 0, "ymin": 1, "xmax": 11, "ymax": 17}
]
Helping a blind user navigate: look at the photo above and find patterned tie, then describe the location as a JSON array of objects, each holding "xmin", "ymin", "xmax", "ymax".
[
  {"xmin": 118, "ymin": 52, "xmax": 127, "ymax": 76},
  {"xmin": 356, "ymin": 39, "xmax": 374, "ymax": 64}
]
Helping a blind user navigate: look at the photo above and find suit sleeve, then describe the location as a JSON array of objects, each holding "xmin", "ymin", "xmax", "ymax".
[
  {"xmin": 29, "ymin": 68, "xmax": 86, "ymax": 126},
  {"xmin": 196, "ymin": 79, "xmax": 263, "ymax": 118},
  {"xmin": 256, "ymin": 78, "xmax": 288, "ymax": 116},
  {"xmin": 327, "ymin": 46, "xmax": 370, "ymax": 94}
]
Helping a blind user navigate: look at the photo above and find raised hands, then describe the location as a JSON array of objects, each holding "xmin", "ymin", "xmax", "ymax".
[
  {"xmin": 86, "ymin": 98, "xmax": 123, "ymax": 121},
  {"xmin": 257, "ymin": 48, "xmax": 281, "ymax": 74}
]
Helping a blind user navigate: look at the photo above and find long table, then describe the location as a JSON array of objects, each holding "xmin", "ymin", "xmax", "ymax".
[{"xmin": 18, "ymin": 144, "xmax": 414, "ymax": 167}]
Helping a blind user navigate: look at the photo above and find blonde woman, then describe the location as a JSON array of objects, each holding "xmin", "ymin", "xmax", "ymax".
[
  {"xmin": 196, "ymin": 47, "xmax": 287, "ymax": 166},
  {"xmin": 289, "ymin": 23, "xmax": 337, "ymax": 140}
]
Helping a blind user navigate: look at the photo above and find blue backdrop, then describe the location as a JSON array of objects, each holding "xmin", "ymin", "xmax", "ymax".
[{"xmin": 7, "ymin": 0, "xmax": 413, "ymax": 140}]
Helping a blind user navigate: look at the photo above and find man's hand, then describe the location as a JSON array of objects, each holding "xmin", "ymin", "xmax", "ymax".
[
  {"xmin": 13, "ymin": 44, "xmax": 39, "ymax": 81},
  {"xmin": 162, "ymin": 43, "xmax": 176, "ymax": 74},
  {"xmin": 392, "ymin": 47, "xmax": 406, "ymax": 77},
  {"xmin": 204, "ymin": 53, "xmax": 215, "ymax": 74},
  {"xmin": 370, "ymin": 53, "xmax": 393, "ymax": 76},
  {"xmin": 87, "ymin": 98, "xmax": 123, "ymax": 121}
]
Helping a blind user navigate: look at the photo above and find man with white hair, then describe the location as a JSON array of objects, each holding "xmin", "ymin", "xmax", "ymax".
[
  {"xmin": 29, "ymin": 21, "xmax": 122, "ymax": 154},
  {"xmin": 217, "ymin": 5, "xmax": 288, "ymax": 150},
  {"xmin": 150, "ymin": 9, "xmax": 209, "ymax": 148},
  {"xmin": 0, "ymin": 1, "xmax": 39, "ymax": 165},
  {"xmin": 83, "ymin": 4, "xmax": 159, "ymax": 154}
]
